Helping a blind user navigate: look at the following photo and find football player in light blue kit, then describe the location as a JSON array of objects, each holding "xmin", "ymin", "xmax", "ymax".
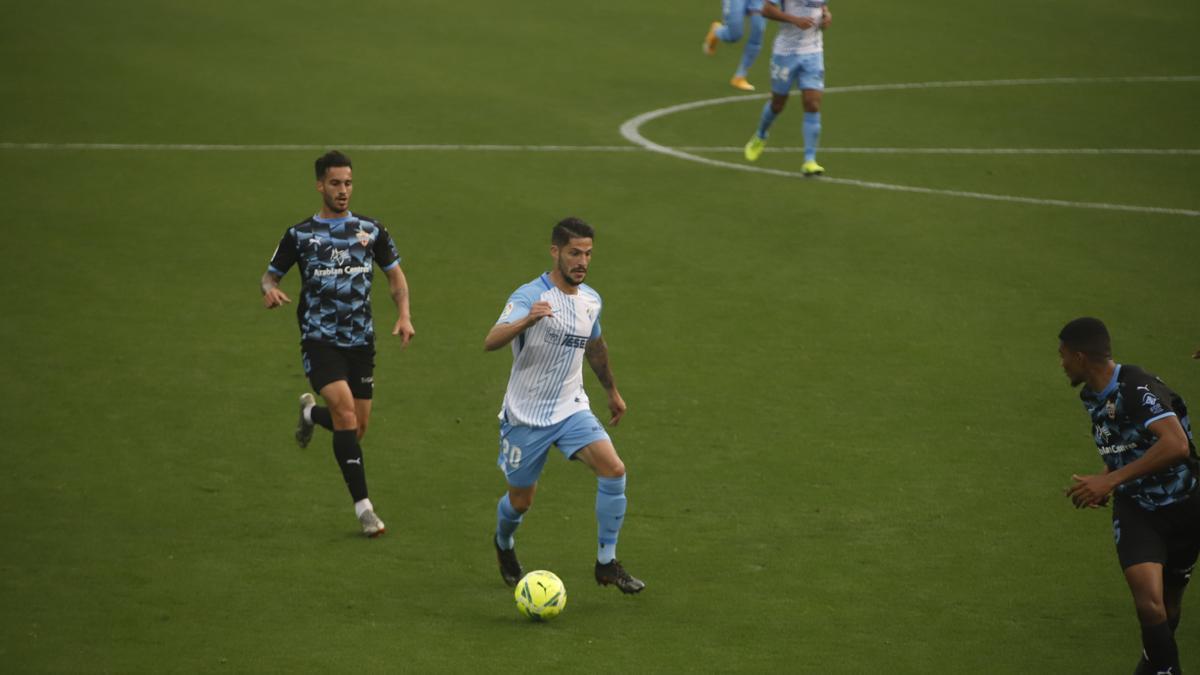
[
  {"xmin": 703, "ymin": 0, "xmax": 768, "ymax": 91},
  {"xmin": 744, "ymin": 0, "xmax": 832, "ymax": 176},
  {"xmin": 485, "ymin": 217, "xmax": 645, "ymax": 595}
]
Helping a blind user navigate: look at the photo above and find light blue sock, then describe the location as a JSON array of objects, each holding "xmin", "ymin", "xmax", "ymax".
[
  {"xmin": 803, "ymin": 111, "xmax": 822, "ymax": 162},
  {"xmin": 757, "ymin": 100, "xmax": 778, "ymax": 140},
  {"xmin": 495, "ymin": 493, "xmax": 522, "ymax": 551},
  {"xmin": 736, "ymin": 13, "xmax": 765, "ymax": 78},
  {"xmin": 595, "ymin": 476, "xmax": 627, "ymax": 564}
]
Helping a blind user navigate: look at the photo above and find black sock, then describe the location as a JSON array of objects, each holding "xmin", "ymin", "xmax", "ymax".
[
  {"xmin": 310, "ymin": 406, "xmax": 333, "ymax": 431},
  {"xmin": 332, "ymin": 430, "xmax": 368, "ymax": 503},
  {"xmin": 1141, "ymin": 620, "xmax": 1180, "ymax": 671}
]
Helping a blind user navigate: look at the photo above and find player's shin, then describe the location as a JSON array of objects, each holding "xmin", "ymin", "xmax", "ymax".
[
  {"xmin": 595, "ymin": 476, "xmax": 627, "ymax": 564},
  {"xmin": 496, "ymin": 494, "xmax": 523, "ymax": 550},
  {"xmin": 332, "ymin": 429, "xmax": 368, "ymax": 502},
  {"xmin": 802, "ymin": 111, "xmax": 821, "ymax": 162},
  {"xmin": 737, "ymin": 14, "xmax": 765, "ymax": 77},
  {"xmin": 309, "ymin": 405, "xmax": 334, "ymax": 431},
  {"xmin": 1140, "ymin": 620, "xmax": 1181, "ymax": 672},
  {"xmin": 757, "ymin": 101, "xmax": 777, "ymax": 140}
]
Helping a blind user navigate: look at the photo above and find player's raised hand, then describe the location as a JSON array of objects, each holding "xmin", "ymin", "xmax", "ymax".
[
  {"xmin": 526, "ymin": 300, "xmax": 554, "ymax": 324},
  {"xmin": 392, "ymin": 317, "xmax": 415, "ymax": 348},
  {"xmin": 607, "ymin": 390, "xmax": 627, "ymax": 426},
  {"xmin": 263, "ymin": 288, "xmax": 290, "ymax": 309}
]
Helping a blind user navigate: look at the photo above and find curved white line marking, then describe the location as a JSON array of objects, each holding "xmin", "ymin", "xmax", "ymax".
[{"xmin": 619, "ymin": 76, "xmax": 1200, "ymax": 217}]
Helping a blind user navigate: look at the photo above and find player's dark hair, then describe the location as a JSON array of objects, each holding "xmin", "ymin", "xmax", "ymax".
[
  {"xmin": 1058, "ymin": 317, "xmax": 1112, "ymax": 362},
  {"xmin": 551, "ymin": 217, "xmax": 595, "ymax": 247},
  {"xmin": 315, "ymin": 150, "xmax": 352, "ymax": 180}
]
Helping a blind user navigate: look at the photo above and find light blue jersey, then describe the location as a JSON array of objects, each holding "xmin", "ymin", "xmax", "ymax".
[
  {"xmin": 769, "ymin": 0, "xmax": 827, "ymax": 55},
  {"xmin": 496, "ymin": 273, "xmax": 603, "ymax": 427}
]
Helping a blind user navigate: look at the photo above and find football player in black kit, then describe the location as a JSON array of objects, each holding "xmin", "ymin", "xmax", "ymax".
[{"xmin": 1060, "ymin": 317, "xmax": 1199, "ymax": 674}]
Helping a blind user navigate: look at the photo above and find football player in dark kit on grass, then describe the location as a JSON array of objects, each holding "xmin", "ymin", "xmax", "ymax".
[
  {"xmin": 260, "ymin": 150, "xmax": 415, "ymax": 537},
  {"xmin": 1059, "ymin": 317, "xmax": 1199, "ymax": 674}
]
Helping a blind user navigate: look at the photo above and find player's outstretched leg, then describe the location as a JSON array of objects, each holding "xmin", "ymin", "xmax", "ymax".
[
  {"xmin": 494, "ymin": 493, "xmax": 525, "ymax": 586},
  {"xmin": 745, "ymin": 97, "xmax": 783, "ymax": 162},
  {"xmin": 593, "ymin": 475, "xmax": 645, "ymax": 594},
  {"xmin": 730, "ymin": 12, "xmax": 765, "ymax": 91}
]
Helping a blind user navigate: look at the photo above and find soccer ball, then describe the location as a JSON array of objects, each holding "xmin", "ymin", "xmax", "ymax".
[{"xmin": 514, "ymin": 570, "xmax": 567, "ymax": 621}]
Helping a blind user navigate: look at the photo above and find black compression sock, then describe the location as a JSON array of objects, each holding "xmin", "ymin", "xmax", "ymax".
[
  {"xmin": 311, "ymin": 406, "xmax": 334, "ymax": 431},
  {"xmin": 1141, "ymin": 620, "xmax": 1181, "ymax": 672},
  {"xmin": 332, "ymin": 430, "xmax": 368, "ymax": 502}
]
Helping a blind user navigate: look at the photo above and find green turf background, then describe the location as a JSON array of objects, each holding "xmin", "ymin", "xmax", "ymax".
[{"xmin": 1, "ymin": 0, "xmax": 1198, "ymax": 671}]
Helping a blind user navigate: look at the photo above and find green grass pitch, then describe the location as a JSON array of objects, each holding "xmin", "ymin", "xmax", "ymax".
[{"xmin": 1, "ymin": 0, "xmax": 1198, "ymax": 671}]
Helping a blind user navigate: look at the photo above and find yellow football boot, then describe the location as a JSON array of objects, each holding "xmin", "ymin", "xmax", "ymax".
[
  {"xmin": 703, "ymin": 21, "xmax": 721, "ymax": 55},
  {"xmin": 744, "ymin": 135, "xmax": 766, "ymax": 162},
  {"xmin": 801, "ymin": 160, "xmax": 825, "ymax": 176},
  {"xmin": 730, "ymin": 75, "xmax": 755, "ymax": 91}
]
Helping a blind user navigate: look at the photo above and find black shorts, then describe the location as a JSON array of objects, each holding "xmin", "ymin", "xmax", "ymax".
[
  {"xmin": 1112, "ymin": 494, "xmax": 1200, "ymax": 583},
  {"xmin": 300, "ymin": 340, "xmax": 376, "ymax": 400}
]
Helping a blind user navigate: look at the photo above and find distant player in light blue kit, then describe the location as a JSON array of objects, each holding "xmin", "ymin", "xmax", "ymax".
[
  {"xmin": 743, "ymin": 0, "xmax": 832, "ymax": 176},
  {"xmin": 486, "ymin": 217, "xmax": 645, "ymax": 595},
  {"xmin": 703, "ymin": 0, "xmax": 768, "ymax": 91}
]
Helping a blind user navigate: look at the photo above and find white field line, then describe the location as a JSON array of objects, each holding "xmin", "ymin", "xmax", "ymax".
[
  {"xmin": 618, "ymin": 76, "xmax": 1200, "ymax": 217},
  {"xmin": 1, "ymin": 142, "xmax": 1195, "ymax": 156}
]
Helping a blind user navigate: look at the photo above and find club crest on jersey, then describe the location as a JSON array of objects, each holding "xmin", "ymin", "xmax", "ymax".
[
  {"xmin": 355, "ymin": 228, "xmax": 374, "ymax": 247},
  {"xmin": 1137, "ymin": 385, "xmax": 1165, "ymax": 414},
  {"xmin": 330, "ymin": 248, "xmax": 351, "ymax": 265},
  {"xmin": 1105, "ymin": 400, "xmax": 1117, "ymax": 419}
]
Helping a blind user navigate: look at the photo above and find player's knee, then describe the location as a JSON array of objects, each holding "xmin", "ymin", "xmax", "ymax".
[
  {"xmin": 600, "ymin": 458, "xmax": 626, "ymax": 479},
  {"xmin": 803, "ymin": 99, "xmax": 821, "ymax": 113},
  {"xmin": 771, "ymin": 98, "xmax": 787, "ymax": 114},
  {"xmin": 1134, "ymin": 596, "xmax": 1168, "ymax": 625},
  {"xmin": 356, "ymin": 421, "xmax": 368, "ymax": 440},
  {"xmin": 509, "ymin": 492, "xmax": 534, "ymax": 513},
  {"xmin": 723, "ymin": 23, "xmax": 743, "ymax": 42},
  {"xmin": 331, "ymin": 406, "xmax": 358, "ymax": 430}
]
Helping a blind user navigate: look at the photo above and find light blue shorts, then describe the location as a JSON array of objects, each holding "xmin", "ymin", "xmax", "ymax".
[
  {"xmin": 769, "ymin": 51, "xmax": 825, "ymax": 95},
  {"xmin": 497, "ymin": 410, "xmax": 611, "ymax": 487}
]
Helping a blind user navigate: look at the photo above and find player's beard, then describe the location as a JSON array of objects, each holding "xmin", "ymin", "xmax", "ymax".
[
  {"xmin": 558, "ymin": 258, "xmax": 586, "ymax": 286},
  {"xmin": 324, "ymin": 192, "xmax": 350, "ymax": 215}
]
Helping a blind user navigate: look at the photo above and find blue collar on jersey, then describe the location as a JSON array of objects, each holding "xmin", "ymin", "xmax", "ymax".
[
  {"xmin": 313, "ymin": 211, "xmax": 355, "ymax": 224},
  {"xmin": 1084, "ymin": 363, "xmax": 1122, "ymax": 400},
  {"xmin": 539, "ymin": 273, "xmax": 552, "ymax": 290}
]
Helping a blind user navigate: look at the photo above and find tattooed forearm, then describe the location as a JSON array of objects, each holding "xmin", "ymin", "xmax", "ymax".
[{"xmin": 586, "ymin": 337, "xmax": 616, "ymax": 390}]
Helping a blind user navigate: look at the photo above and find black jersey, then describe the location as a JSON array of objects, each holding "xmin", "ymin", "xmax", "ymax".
[
  {"xmin": 1080, "ymin": 364, "xmax": 1197, "ymax": 510},
  {"xmin": 267, "ymin": 212, "xmax": 401, "ymax": 347}
]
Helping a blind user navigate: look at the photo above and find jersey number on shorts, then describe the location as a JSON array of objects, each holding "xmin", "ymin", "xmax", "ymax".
[{"xmin": 501, "ymin": 438, "xmax": 524, "ymax": 469}]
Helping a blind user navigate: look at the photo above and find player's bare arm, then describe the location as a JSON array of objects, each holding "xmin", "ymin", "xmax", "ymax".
[
  {"xmin": 386, "ymin": 265, "xmax": 415, "ymax": 348},
  {"xmin": 1066, "ymin": 416, "xmax": 1191, "ymax": 508},
  {"xmin": 260, "ymin": 270, "xmax": 290, "ymax": 309},
  {"xmin": 762, "ymin": 3, "xmax": 815, "ymax": 29},
  {"xmin": 821, "ymin": 5, "xmax": 831, "ymax": 28},
  {"xmin": 586, "ymin": 336, "xmax": 626, "ymax": 426},
  {"xmin": 484, "ymin": 301, "xmax": 554, "ymax": 351}
]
